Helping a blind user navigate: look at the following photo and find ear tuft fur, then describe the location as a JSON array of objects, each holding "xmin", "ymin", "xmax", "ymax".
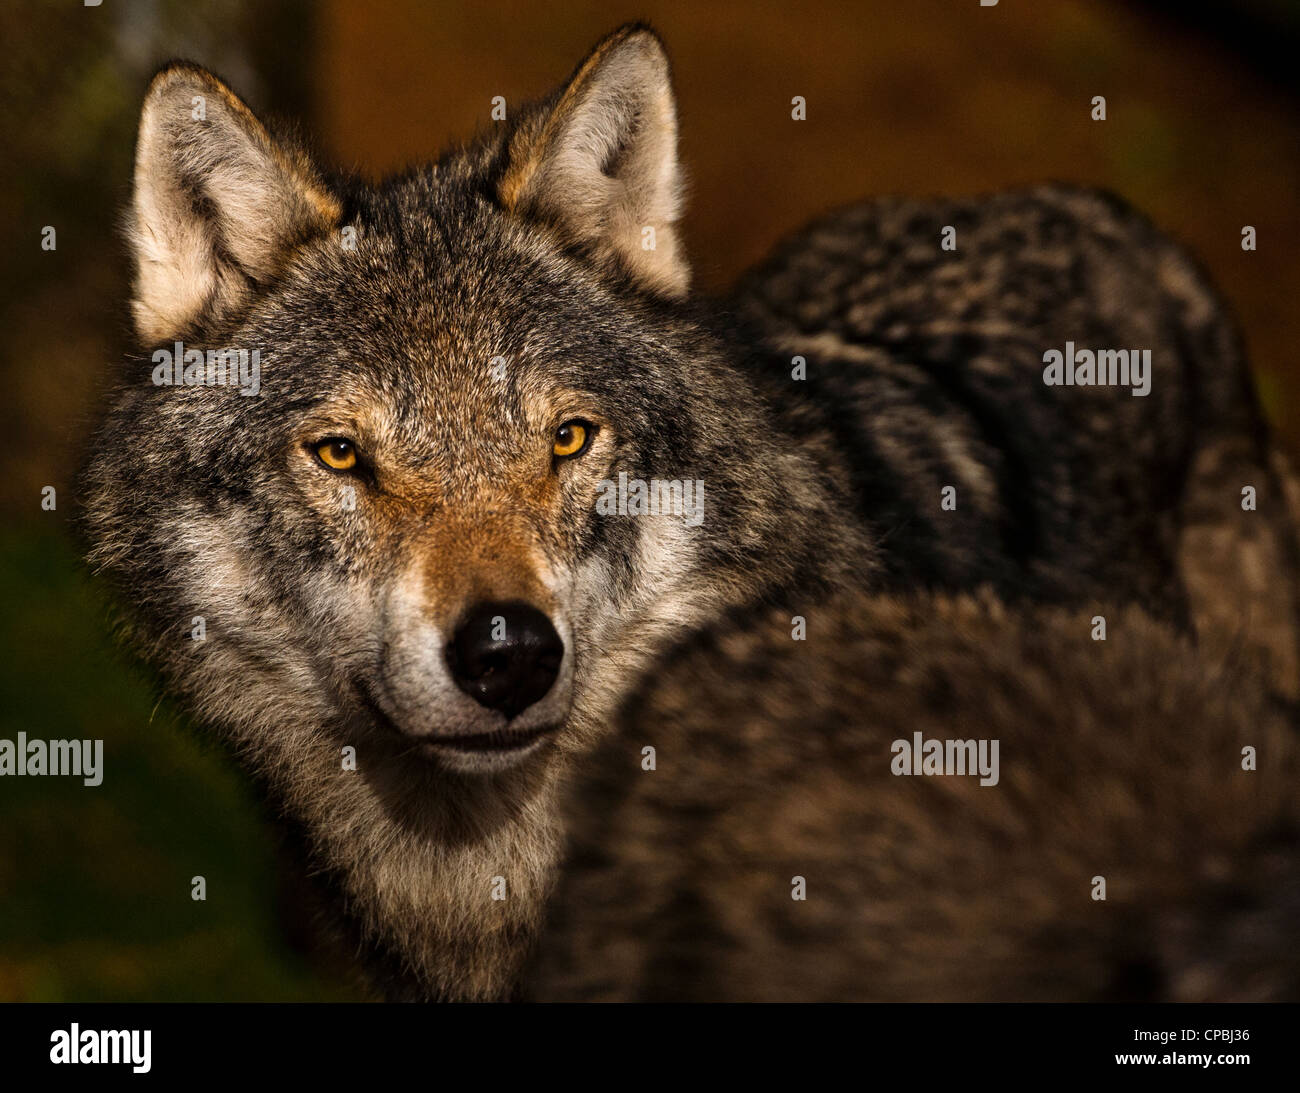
[
  {"xmin": 499, "ymin": 25, "xmax": 688, "ymax": 298},
  {"xmin": 129, "ymin": 63, "xmax": 340, "ymax": 344}
]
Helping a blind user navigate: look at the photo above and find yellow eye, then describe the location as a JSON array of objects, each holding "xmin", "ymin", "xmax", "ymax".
[
  {"xmin": 553, "ymin": 420, "xmax": 592, "ymax": 460},
  {"xmin": 315, "ymin": 438, "xmax": 358, "ymax": 471}
]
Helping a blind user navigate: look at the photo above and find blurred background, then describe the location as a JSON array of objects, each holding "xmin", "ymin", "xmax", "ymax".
[{"xmin": 1, "ymin": 0, "xmax": 1297, "ymax": 1000}]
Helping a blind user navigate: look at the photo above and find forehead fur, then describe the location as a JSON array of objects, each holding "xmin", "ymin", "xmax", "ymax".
[{"xmin": 175, "ymin": 163, "xmax": 705, "ymax": 464}]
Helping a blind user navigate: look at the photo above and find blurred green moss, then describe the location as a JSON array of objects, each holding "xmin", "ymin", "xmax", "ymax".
[{"xmin": 0, "ymin": 525, "xmax": 361, "ymax": 1001}]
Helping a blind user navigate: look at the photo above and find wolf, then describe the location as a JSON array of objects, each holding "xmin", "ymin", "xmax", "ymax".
[
  {"xmin": 528, "ymin": 592, "xmax": 1300, "ymax": 1002},
  {"xmin": 81, "ymin": 23, "xmax": 1295, "ymax": 1000}
]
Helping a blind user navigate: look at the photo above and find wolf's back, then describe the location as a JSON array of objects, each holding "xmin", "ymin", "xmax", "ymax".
[
  {"xmin": 530, "ymin": 593, "xmax": 1300, "ymax": 1001},
  {"xmin": 730, "ymin": 185, "xmax": 1300, "ymax": 693}
]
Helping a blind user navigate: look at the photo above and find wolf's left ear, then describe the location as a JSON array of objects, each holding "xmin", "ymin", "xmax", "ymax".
[
  {"xmin": 129, "ymin": 64, "xmax": 341, "ymax": 344},
  {"xmin": 499, "ymin": 25, "xmax": 688, "ymax": 297}
]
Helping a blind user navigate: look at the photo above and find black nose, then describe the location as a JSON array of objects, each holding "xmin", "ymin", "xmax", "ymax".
[{"xmin": 446, "ymin": 602, "xmax": 564, "ymax": 719}]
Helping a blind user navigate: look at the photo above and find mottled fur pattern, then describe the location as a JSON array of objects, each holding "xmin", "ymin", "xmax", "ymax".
[
  {"xmin": 733, "ymin": 188, "xmax": 1300, "ymax": 692},
  {"xmin": 530, "ymin": 594, "xmax": 1300, "ymax": 1002},
  {"xmin": 80, "ymin": 23, "xmax": 1295, "ymax": 1001}
]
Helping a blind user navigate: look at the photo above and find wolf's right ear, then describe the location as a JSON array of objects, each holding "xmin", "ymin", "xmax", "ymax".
[{"xmin": 129, "ymin": 64, "xmax": 341, "ymax": 344}]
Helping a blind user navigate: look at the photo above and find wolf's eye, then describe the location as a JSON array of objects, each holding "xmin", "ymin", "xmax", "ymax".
[
  {"xmin": 314, "ymin": 438, "xmax": 358, "ymax": 472},
  {"xmin": 553, "ymin": 420, "xmax": 594, "ymax": 460}
]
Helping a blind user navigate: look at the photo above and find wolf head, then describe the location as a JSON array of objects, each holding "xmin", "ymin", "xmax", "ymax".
[
  {"xmin": 84, "ymin": 23, "xmax": 863, "ymax": 796},
  {"xmin": 82, "ymin": 25, "xmax": 878, "ymax": 999}
]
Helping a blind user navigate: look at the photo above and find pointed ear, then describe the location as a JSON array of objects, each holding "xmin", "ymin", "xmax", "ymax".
[
  {"xmin": 128, "ymin": 64, "xmax": 341, "ymax": 344},
  {"xmin": 499, "ymin": 25, "xmax": 688, "ymax": 297}
]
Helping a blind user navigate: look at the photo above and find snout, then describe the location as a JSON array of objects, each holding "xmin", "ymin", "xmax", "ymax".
[
  {"xmin": 446, "ymin": 601, "xmax": 565, "ymax": 719},
  {"xmin": 366, "ymin": 558, "xmax": 575, "ymax": 773}
]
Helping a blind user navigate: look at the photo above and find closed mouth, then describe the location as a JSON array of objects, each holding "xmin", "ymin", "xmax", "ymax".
[
  {"xmin": 423, "ymin": 724, "xmax": 559, "ymax": 754},
  {"xmin": 354, "ymin": 680, "xmax": 559, "ymax": 757}
]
